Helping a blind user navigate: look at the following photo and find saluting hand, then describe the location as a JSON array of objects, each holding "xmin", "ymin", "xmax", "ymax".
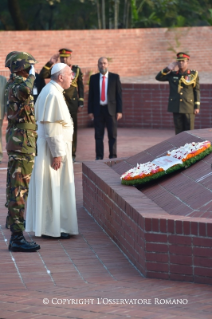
[
  {"xmin": 167, "ymin": 61, "xmax": 178, "ymax": 71},
  {"xmin": 50, "ymin": 53, "xmax": 60, "ymax": 64}
]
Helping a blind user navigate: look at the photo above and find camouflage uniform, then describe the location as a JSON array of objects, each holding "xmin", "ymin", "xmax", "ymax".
[{"xmin": 5, "ymin": 54, "xmax": 37, "ymax": 233}]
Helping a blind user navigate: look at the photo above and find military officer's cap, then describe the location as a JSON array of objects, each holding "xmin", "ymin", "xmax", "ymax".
[
  {"xmin": 176, "ymin": 52, "xmax": 190, "ymax": 61},
  {"xmin": 10, "ymin": 51, "xmax": 38, "ymax": 73},
  {"xmin": 5, "ymin": 51, "xmax": 19, "ymax": 68},
  {"xmin": 59, "ymin": 48, "xmax": 72, "ymax": 57}
]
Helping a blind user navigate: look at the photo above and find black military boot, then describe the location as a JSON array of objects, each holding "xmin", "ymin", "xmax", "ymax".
[{"xmin": 9, "ymin": 232, "xmax": 40, "ymax": 252}]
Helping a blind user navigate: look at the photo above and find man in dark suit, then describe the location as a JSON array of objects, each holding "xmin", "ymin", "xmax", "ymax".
[
  {"xmin": 155, "ymin": 52, "xmax": 200, "ymax": 134},
  {"xmin": 88, "ymin": 57, "xmax": 122, "ymax": 160}
]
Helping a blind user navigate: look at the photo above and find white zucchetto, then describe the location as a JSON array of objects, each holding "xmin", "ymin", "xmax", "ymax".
[{"xmin": 51, "ymin": 63, "xmax": 67, "ymax": 75}]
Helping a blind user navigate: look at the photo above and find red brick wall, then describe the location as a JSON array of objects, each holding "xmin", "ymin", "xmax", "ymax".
[
  {"xmin": 1, "ymin": 28, "xmax": 211, "ymax": 129},
  {"xmin": 119, "ymin": 83, "xmax": 212, "ymax": 130},
  {"xmin": 80, "ymin": 83, "xmax": 212, "ymax": 129},
  {"xmin": 0, "ymin": 27, "xmax": 212, "ymax": 76}
]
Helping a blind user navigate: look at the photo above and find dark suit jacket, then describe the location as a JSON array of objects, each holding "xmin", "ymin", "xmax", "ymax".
[{"xmin": 88, "ymin": 72, "xmax": 122, "ymax": 116}]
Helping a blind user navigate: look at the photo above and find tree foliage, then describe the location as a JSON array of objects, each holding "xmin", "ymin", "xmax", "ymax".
[{"xmin": 0, "ymin": 0, "xmax": 212, "ymax": 30}]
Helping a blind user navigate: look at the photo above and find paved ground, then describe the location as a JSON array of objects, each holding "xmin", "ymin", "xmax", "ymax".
[{"xmin": 1, "ymin": 123, "xmax": 212, "ymax": 319}]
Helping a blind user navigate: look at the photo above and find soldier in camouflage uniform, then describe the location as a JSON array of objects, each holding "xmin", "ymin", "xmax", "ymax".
[
  {"xmin": 156, "ymin": 52, "xmax": 200, "ymax": 134},
  {"xmin": 40, "ymin": 48, "xmax": 84, "ymax": 161},
  {"xmin": 5, "ymin": 52, "xmax": 40, "ymax": 252},
  {"xmin": 4, "ymin": 51, "xmax": 20, "ymax": 229}
]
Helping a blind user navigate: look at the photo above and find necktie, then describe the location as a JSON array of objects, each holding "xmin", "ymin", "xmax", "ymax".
[{"xmin": 101, "ymin": 76, "xmax": 105, "ymax": 102}]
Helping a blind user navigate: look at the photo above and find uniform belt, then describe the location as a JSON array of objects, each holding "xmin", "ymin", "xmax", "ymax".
[{"xmin": 15, "ymin": 123, "xmax": 37, "ymax": 130}]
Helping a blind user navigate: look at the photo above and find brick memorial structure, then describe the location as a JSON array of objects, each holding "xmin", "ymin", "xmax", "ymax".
[{"xmin": 83, "ymin": 129, "xmax": 212, "ymax": 284}]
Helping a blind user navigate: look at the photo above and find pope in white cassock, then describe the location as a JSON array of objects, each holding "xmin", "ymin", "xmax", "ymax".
[{"xmin": 26, "ymin": 63, "xmax": 78, "ymax": 239}]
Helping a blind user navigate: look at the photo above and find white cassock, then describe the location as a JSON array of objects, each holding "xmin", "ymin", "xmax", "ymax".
[{"xmin": 26, "ymin": 80, "xmax": 78, "ymax": 237}]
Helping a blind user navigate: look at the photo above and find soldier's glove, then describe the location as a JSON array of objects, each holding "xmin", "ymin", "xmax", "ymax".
[{"xmin": 29, "ymin": 65, "xmax": 35, "ymax": 76}]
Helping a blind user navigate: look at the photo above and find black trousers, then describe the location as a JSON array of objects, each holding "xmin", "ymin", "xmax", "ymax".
[
  {"xmin": 71, "ymin": 112, "xmax": 77, "ymax": 157},
  {"xmin": 173, "ymin": 113, "xmax": 195, "ymax": 135},
  {"xmin": 94, "ymin": 106, "xmax": 117, "ymax": 159}
]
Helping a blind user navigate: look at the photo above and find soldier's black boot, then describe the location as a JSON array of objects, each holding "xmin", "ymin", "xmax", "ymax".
[{"xmin": 9, "ymin": 232, "xmax": 40, "ymax": 252}]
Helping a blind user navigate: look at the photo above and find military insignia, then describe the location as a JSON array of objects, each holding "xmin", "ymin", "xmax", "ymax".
[
  {"xmin": 179, "ymin": 54, "xmax": 183, "ymax": 58},
  {"xmin": 178, "ymin": 71, "xmax": 198, "ymax": 93},
  {"xmin": 184, "ymin": 75, "xmax": 192, "ymax": 82},
  {"xmin": 62, "ymin": 49, "xmax": 66, "ymax": 54}
]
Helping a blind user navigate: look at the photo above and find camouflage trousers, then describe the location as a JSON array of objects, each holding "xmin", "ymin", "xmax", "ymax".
[{"xmin": 5, "ymin": 152, "xmax": 35, "ymax": 233}]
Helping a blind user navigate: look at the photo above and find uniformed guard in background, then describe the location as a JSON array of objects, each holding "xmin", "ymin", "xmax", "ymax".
[
  {"xmin": 155, "ymin": 52, "xmax": 200, "ymax": 134},
  {"xmin": 33, "ymin": 73, "xmax": 46, "ymax": 103},
  {"xmin": 5, "ymin": 51, "xmax": 40, "ymax": 252},
  {"xmin": 40, "ymin": 48, "xmax": 84, "ymax": 161}
]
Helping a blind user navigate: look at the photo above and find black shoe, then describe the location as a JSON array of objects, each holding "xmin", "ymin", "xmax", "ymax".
[
  {"xmin": 9, "ymin": 232, "xmax": 40, "ymax": 252},
  {"xmin": 96, "ymin": 157, "xmax": 103, "ymax": 160},
  {"xmin": 41, "ymin": 234, "xmax": 59, "ymax": 239},
  {"xmin": 60, "ymin": 232, "xmax": 71, "ymax": 239}
]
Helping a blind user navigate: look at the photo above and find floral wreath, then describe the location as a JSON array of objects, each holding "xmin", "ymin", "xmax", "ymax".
[{"xmin": 121, "ymin": 141, "xmax": 212, "ymax": 186}]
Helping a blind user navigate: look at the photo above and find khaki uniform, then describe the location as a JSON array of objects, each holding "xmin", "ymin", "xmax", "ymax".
[
  {"xmin": 156, "ymin": 69, "xmax": 200, "ymax": 134},
  {"xmin": 40, "ymin": 62, "xmax": 84, "ymax": 157}
]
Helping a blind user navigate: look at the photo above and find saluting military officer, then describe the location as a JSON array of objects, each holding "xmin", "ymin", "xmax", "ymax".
[
  {"xmin": 5, "ymin": 52, "xmax": 40, "ymax": 252},
  {"xmin": 40, "ymin": 48, "xmax": 84, "ymax": 161},
  {"xmin": 155, "ymin": 52, "xmax": 200, "ymax": 134}
]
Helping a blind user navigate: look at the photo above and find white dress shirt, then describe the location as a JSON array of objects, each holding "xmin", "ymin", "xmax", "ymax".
[{"xmin": 99, "ymin": 72, "xmax": 108, "ymax": 105}]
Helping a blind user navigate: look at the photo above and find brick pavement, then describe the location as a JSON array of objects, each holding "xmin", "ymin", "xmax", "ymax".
[{"xmin": 0, "ymin": 122, "xmax": 212, "ymax": 319}]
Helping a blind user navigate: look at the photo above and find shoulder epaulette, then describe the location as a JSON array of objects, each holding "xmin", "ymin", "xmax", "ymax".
[{"xmin": 44, "ymin": 65, "xmax": 52, "ymax": 70}]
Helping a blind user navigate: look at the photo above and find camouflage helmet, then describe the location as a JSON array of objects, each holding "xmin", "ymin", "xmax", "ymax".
[
  {"xmin": 5, "ymin": 51, "xmax": 19, "ymax": 68},
  {"xmin": 10, "ymin": 51, "xmax": 38, "ymax": 73}
]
